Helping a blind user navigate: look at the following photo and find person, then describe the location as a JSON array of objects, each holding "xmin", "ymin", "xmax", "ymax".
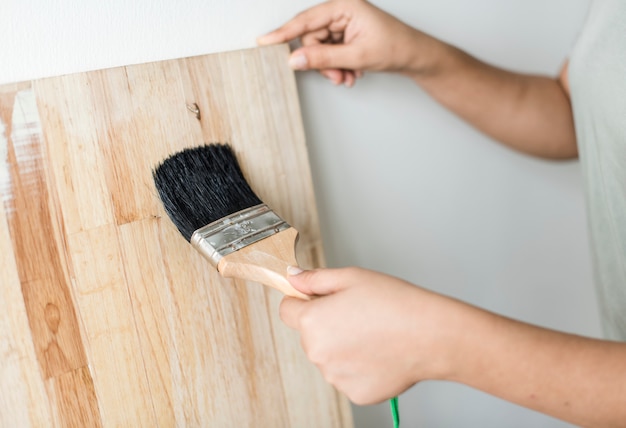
[{"xmin": 258, "ymin": 1, "xmax": 626, "ymax": 426}]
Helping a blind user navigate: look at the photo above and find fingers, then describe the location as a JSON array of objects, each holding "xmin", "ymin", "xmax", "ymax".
[
  {"xmin": 257, "ymin": 2, "xmax": 340, "ymax": 46},
  {"xmin": 258, "ymin": 2, "xmax": 364, "ymax": 87},
  {"xmin": 279, "ymin": 296, "xmax": 307, "ymax": 329},
  {"xmin": 343, "ymin": 70, "xmax": 356, "ymax": 87},
  {"xmin": 301, "ymin": 27, "xmax": 330, "ymax": 47},
  {"xmin": 288, "ymin": 267, "xmax": 356, "ymax": 296},
  {"xmin": 288, "ymin": 44, "xmax": 361, "ymax": 72},
  {"xmin": 320, "ymin": 69, "xmax": 343, "ymax": 84},
  {"xmin": 318, "ymin": 69, "xmax": 359, "ymax": 87},
  {"xmin": 300, "ymin": 28, "xmax": 358, "ymax": 87}
]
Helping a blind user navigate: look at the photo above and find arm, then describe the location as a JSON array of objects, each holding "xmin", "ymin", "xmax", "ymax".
[
  {"xmin": 281, "ymin": 267, "xmax": 626, "ymax": 428},
  {"xmin": 258, "ymin": 0, "xmax": 577, "ymax": 159},
  {"xmin": 413, "ymin": 52, "xmax": 576, "ymax": 159}
]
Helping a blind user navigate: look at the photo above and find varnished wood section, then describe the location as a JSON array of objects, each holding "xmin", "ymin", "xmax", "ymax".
[
  {"xmin": 0, "ymin": 86, "xmax": 101, "ymax": 427},
  {"xmin": 0, "ymin": 45, "xmax": 352, "ymax": 427},
  {"xmin": 0, "ymin": 165, "xmax": 53, "ymax": 427}
]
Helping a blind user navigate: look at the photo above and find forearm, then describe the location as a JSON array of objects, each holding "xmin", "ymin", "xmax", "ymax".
[
  {"xmin": 406, "ymin": 36, "xmax": 577, "ymax": 159},
  {"xmin": 442, "ymin": 300, "xmax": 626, "ymax": 427}
]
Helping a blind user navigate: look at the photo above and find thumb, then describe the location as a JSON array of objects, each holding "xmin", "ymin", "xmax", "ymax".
[
  {"xmin": 287, "ymin": 266, "xmax": 351, "ymax": 296},
  {"xmin": 288, "ymin": 45, "xmax": 364, "ymax": 71}
]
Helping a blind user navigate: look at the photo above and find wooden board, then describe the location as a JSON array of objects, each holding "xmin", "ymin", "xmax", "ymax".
[{"xmin": 0, "ymin": 45, "xmax": 353, "ymax": 428}]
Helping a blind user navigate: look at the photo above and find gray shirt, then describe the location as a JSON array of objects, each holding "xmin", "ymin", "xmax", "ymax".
[{"xmin": 569, "ymin": 0, "xmax": 626, "ymax": 341}]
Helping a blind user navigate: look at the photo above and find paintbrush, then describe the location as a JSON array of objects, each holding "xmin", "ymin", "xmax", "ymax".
[{"xmin": 153, "ymin": 143, "xmax": 309, "ymax": 300}]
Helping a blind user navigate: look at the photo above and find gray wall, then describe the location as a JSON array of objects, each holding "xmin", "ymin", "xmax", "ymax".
[{"xmin": 1, "ymin": 0, "xmax": 597, "ymax": 426}]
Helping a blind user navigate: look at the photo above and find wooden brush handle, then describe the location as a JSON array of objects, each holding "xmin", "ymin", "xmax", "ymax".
[{"xmin": 217, "ymin": 227, "xmax": 311, "ymax": 300}]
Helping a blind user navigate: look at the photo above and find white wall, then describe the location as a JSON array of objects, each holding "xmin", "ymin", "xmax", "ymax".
[{"xmin": 1, "ymin": 1, "xmax": 596, "ymax": 427}]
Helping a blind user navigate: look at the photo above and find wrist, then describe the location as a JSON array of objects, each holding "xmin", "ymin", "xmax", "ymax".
[
  {"xmin": 407, "ymin": 290, "xmax": 485, "ymax": 383},
  {"xmin": 402, "ymin": 33, "xmax": 463, "ymax": 82}
]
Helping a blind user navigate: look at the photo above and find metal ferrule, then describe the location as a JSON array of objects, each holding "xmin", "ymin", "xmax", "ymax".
[{"xmin": 190, "ymin": 204, "xmax": 290, "ymax": 267}]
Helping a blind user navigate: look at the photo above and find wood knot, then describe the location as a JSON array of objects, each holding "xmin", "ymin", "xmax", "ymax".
[
  {"xmin": 44, "ymin": 302, "xmax": 61, "ymax": 333},
  {"xmin": 186, "ymin": 103, "xmax": 201, "ymax": 120}
]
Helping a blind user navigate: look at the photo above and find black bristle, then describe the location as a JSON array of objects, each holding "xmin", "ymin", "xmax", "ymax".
[{"xmin": 153, "ymin": 144, "xmax": 263, "ymax": 241}]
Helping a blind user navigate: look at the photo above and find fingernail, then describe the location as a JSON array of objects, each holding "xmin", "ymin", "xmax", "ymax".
[
  {"xmin": 257, "ymin": 35, "xmax": 272, "ymax": 45},
  {"xmin": 288, "ymin": 53, "xmax": 308, "ymax": 70},
  {"xmin": 287, "ymin": 266, "xmax": 304, "ymax": 276}
]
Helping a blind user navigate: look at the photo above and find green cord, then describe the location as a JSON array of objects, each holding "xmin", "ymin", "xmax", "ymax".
[{"xmin": 389, "ymin": 396, "xmax": 400, "ymax": 428}]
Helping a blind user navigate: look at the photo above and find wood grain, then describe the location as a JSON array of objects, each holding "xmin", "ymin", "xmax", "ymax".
[{"xmin": 0, "ymin": 44, "xmax": 353, "ymax": 427}]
